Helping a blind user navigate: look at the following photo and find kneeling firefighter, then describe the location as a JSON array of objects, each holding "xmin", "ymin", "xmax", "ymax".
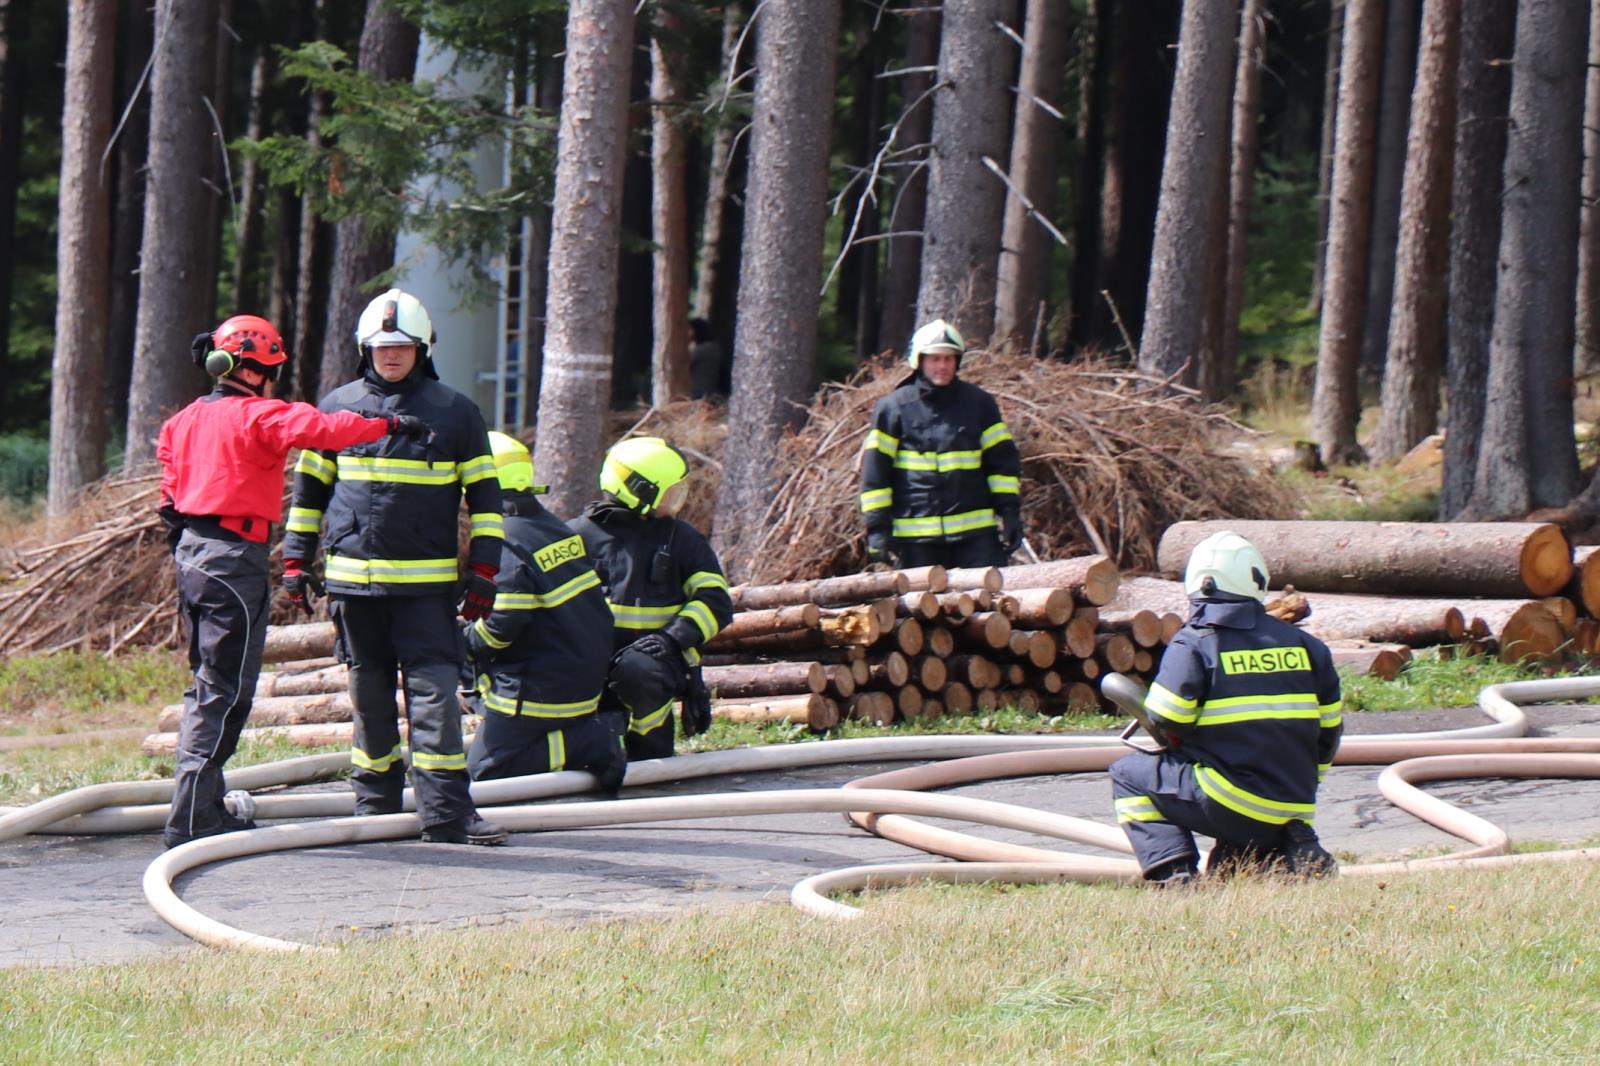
[
  {"xmin": 569, "ymin": 437, "xmax": 733, "ymax": 761},
  {"xmin": 1108, "ymin": 532, "xmax": 1343, "ymax": 885},
  {"xmin": 463, "ymin": 433, "xmax": 626, "ymax": 793}
]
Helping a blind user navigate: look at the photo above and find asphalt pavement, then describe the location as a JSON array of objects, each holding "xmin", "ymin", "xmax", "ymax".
[{"xmin": 4, "ymin": 705, "xmax": 1600, "ymax": 969}]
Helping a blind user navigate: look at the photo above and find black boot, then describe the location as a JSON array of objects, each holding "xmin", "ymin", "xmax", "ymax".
[
  {"xmin": 1283, "ymin": 821, "xmax": 1338, "ymax": 879},
  {"xmin": 421, "ymin": 813, "xmax": 509, "ymax": 846}
]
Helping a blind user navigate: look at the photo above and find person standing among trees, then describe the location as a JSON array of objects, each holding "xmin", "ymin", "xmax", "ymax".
[
  {"xmin": 156, "ymin": 314, "xmax": 426, "ymax": 849},
  {"xmin": 464, "ymin": 432, "xmax": 626, "ymax": 793},
  {"xmin": 859, "ymin": 319, "xmax": 1024, "ymax": 569},
  {"xmin": 570, "ymin": 437, "xmax": 733, "ymax": 761},
  {"xmin": 282, "ymin": 289, "xmax": 509, "ymax": 846}
]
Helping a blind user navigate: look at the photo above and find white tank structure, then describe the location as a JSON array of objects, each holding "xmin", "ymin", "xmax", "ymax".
[{"xmin": 391, "ymin": 39, "xmax": 525, "ymax": 428}]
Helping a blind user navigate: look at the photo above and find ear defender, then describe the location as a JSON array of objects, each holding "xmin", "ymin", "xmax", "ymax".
[{"xmin": 205, "ymin": 350, "xmax": 236, "ymax": 376}]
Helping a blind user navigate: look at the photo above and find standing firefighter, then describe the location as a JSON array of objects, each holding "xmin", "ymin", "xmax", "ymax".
[
  {"xmin": 156, "ymin": 315, "xmax": 425, "ymax": 848},
  {"xmin": 570, "ymin": 437, "xmax": 733, "ymax": 761},
  {"xmin": 464, "ymin": 432, "xmax": 626, "ymax": 793},
  {"xmin": 859, "ymin": 319, "xmax": 1024, "ymax": 569},
  {"xmin": 1109, "ymin": 532, "xmax": 1343, "ymax": 885},
  {"xmin": 282, "ymin": 289, "xmax": 508, "ymax": 846}
]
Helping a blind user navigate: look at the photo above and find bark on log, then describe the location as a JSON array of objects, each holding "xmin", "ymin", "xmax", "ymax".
[
  {"xmin": 713, "ymin": 694, "xmax": 840, "ymax": 730},
  {"xmin": 1465, "ymin": 600, "xmax": 1568, "ymax": 662},
  {"xmin": 871, "ymin": 597, "xmax": 900, "ymax": 635},
  {"xmin": 1098, "ymin": 608, "xmax": 1164, "ymax": 648},
  {"xmin": 706, "ymin": 604, "xmax": 822, "ymax": 646},
  {"xmin": 897, "ymin": 565, "xmax": 950, "ymax": 594},
  {"xmin": 999, "ymin": 556, "xmax": 1120, "ymax": 606},
  {"xmin": 1299, "ymin": 591, "xmax": 1469, "ymax": 645},
  {"xmin": 867, "ymin": 652, "xmax": 911, "ymax": 689},
  {"xmin": 255, "ymin": 665, "xmax": 347, "ymax": 698},
  {"xmin": 1003, "ymin": 587, "xmax": 1074, "ymax": 627},
  {"xmin": 956, "ymin": 612, "xmax": 1011, "ymax": 649},
  {"xmin": 1095, "ymin": 632, "xmax": 1136, "ymax": 673},
  {"xmin": 263, "ymin": 622, "xmax": 336, "ymax": 664},
  {"xmin": 729, "ymin": 570, "xmax": 911, "ymax": 610},
  {"xmin": 912, "ymin": 654, "xmax": 948, "ymax": 692},
  {"xmin": 1158, "ymin": 520, "xmax": 1573, "ymax": 598},
  {"xmin": 1324, "ymin": 640, "xmax": 1413, "ymax": 680},
  {"xmin": 273, "ymin": 656, "xmax": 341, "ymax": 675},
  {"xmin": 943, "ymin": 566, "xmax": 1003, "ymax": 593},
  {"xmin": 703, "ymin": 661, "xmax": 828, "ymax": 698},
  {"xmin": 144, "ymin": 721, "xmax": 361, "ymax": 756}
]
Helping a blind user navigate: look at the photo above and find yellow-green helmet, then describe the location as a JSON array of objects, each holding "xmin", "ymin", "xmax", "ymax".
[
  {"xmin": 488, "ymin": 431, "xmax": 544, "ymax": 494},
  {"xmin": 600, "ymin": 436, "xmax": 689, "ymax": 515}
]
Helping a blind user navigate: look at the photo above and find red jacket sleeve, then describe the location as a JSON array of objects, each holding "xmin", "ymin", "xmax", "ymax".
[
  {"xmin": 253, "ymin": 401, "xmax": 388, "ymax": 454},
  {"xmin": 156, "ymin": 419, "xmax": 176, "ymax": 505}
]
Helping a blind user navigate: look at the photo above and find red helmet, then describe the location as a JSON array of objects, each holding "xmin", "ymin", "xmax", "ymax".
[{"xmin": 213, "ymin": 315, "xmax": 287, "ymax": 367}]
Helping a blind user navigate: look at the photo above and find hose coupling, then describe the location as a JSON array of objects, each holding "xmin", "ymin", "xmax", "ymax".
[{"xmin": 223, "ymin": 790, "xmax": 257, "ymax": 822}]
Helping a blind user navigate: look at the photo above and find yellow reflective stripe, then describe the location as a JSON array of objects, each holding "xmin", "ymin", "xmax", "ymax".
[
  {"xmin": 980, "ymin": 422, "xmax": 1013, "ymax": 449},
  {"xmin": 412, "ymin": 750, "xmax": 467, "ymax": 771},
  {"xmin": 681, "ymin": 600, "xmax": 719, "ymax": 642},
  {"xmin": 543, "ymin": 570, "xmax": 602, "ymax": 608},
  {"xmin": 458, "ymin": 454, "xmax": 497, "ymax": 485},
  {"xmin": 610, "ymin": 601, "xmax": 683, "ymax": 629},
  {"xmin": 295, "ymin": 450, "xmax": 336, "ymax": 485},
  {"xmin": 1114, "ymin": 796, "xmax": 1163, "ymax": 823},
  {"xmin": 470, "ymin": 512, "xmax": 505, "ymax": 539},
  {"xmin": 494, "ymin": 592, "xmax": 541, "ymax": 611},
  {"xmin": 325, "ymin": 556, "xmax": 458, "ymax": 585},
  {"xmin": 1194, "ymin": 765, "xmax": 1315, "ymax": 825},
  {"xmin": 1146, "ymin": 683, "xmax": 1198, "ymax": 724},
  {"xmin": 351, "ymin": 743, "xmax": 404, "ymax": 772},
  {"xmin": 682, "ymin": 570, "xmax": 730, "ymax": 596},
  {"xmin": 1317, "ymin": 762, "xmax": 1332, "ymax": 782},
  {"xmin": 1196, "ymin": 694, "xmax": 1321, "ymax": 726},
  {"xmin": 891, "ymin": 509, "xmax": 997, "ymax": 539},
  {"xmin": 1320, "ymin": 700, "xmax": 1343, "ymax": 727},
  {"xmin": 548, "ymin": 730, "xmax": 566, "ymax": 770},
  {"xmin": 894, "ymin": 449, "xmax": 983, "ymax": 472},
  {"xmin": 860, "ymin": 488, "xmax": 893, "ymax": 512},
  {"xmin": 862, "ymin": 429, "xmax": 900, "ymax": 457},
  {"xmin": 987, "ymin": 475, "xmax": 1020, "ymax": 495},
  {"xmin": 629, "ymin": 699, "xmax": 674, "ymax": 735},
  {"xmin": 472, "ymin": 617, "xmax": 510, "ymax": 650},
  {"xmin": 285, "ymin": 506, "xmax": 323, "ymax": 533},
  {"xmin": 480, "ymin": 687, "xmax": 601, "ymax": 719},
  {"xmin": 335, "ymin": 454, "xmax": 460, "ymax": 485},
  {"xmin": 684, "ymin": 646, "xmax": 701, "ymax": 667}
]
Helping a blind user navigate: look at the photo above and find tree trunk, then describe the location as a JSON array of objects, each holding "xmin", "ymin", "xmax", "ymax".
[
  {"xmin": 1138, "ymin": 0, "xmax": 1237, "ymax": 381},
  {"xmin": 1357, "ymin": 0, "xmax": 1420, "ymax": 379},
  {"xmin": 532, "ymin": 0, "xmax": 635, "ymax": 516},
  {"xmin": 1472, "ymin": 0, "xmax": 1589, "ymax": 517},
  {"xmin": 876, "ymin": 5, "xmax": 939, "ymax": 354},
  {"xmin": 47, "ymin": 0, "xmax": 116, "ymax": 516},
  {"xmin": 291, "ymin": 0, "xmax": 330, "ymax": 401},
  {"xmin": 522, "ymin": 13, "xmax": 566, "ymax": 415},
  {"xmin": 1577, "ymin": 0, "xmax": 1600, "ymax": 378},
  {"xmin": 915, "ymin": 0, "xmax": 1020, "ymax": 342},
  {"xmin": 1309, "ymin": 0, "xmax": 1384, "ymax": 466},
  {"xmin": 994, "ymin": 0, "xmax": 1069, "ymax": 341},
  {"xmin": 691, "ymin": 1, "xmax": 742, "ymax": 327},
  {"xmin": 713, "ymin": 0, "xmax": 841, "ymax": 575},
  {"xmin": 1208, "ymin": 0, "xmax": 1267, "ymax": 403},
  {"xmin": 1068, "ymin": 0, "xmax": 1110, "ymax": 348},
  {"xmin": 998, "ymin": 556, "xmax": 1121, "ymax": 606},
  {"xmin": 315, "ymin": 0, "xmax": 420, "ymax": 402},
  {"xmin": 108, "ymin": 0, "xmax": 153, "ymax": 426},
  {"xmin": 1439, "ymin": 0, "xmax": 1515, "ymax": 518},
  {"xmin": 649, "ymin": 8, "xmax": 690, "ymax": 405},
  {"xmin": 0, "ymin": 0, "xmax": 29, "ymax": 422},
  {"xmin": 730, "ymin": 569, "xmax": 911, "ymax": 611},
  {"xmin": 1157, "ymin": 519, "xmax": 1573, "ymax": 598},
  {"xmin": 1308, "ymin": 0, "xmax": 1343, "ymax": 315},
  {"xmin": 702, "ymin": 661, "xmax": 828, "ymax": 699},
  {"xmin": 231, "ymin": 50, "xmax": 269, "ymax": 311},
  {"xmin": 124, "ymin": 0, "xmax": 221, "ymax": 467},
  {"xmin": 1371, "ymin": 0, "xmax": 1461, "ymax": 462}
]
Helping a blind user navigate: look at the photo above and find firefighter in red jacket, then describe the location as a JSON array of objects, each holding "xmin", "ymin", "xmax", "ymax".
[{"xmin": 156, "ymin": 314, "xmax": 426, "ymax": 849}]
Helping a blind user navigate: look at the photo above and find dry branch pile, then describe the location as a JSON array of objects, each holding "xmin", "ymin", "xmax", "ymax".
[{"xmin": 735, "ymin": 350, "xmax": 1293, "ymax": 585}]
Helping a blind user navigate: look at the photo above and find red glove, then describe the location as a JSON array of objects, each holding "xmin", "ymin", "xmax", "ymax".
[
  {"xmin": 281, "ymin": 559, "xmax": 323, "ymax": 617},
  {"xmin": 458, "ymin": 562, "xmax": 498, "ymax": 620}
]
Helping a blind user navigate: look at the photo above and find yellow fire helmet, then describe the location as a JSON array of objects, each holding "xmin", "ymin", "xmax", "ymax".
[
  {"xmin": 907, "ymin": 318, "xmax": 965, "ymax": 369},
  {"xmin": 600, "ymin": 436, "xmax": 690, "ymax": 516},
  {"xmin": 488, "ymin": 430, "xmax": 545, "ymax": 495}
]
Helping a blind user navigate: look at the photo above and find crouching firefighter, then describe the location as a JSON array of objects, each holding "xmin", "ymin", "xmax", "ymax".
[
  {"xmin": 156, "ymin": 314, "xmax": 425, "ymax": 848},
  {"xmin": 463, "ymin": 432, "xmax": 626, "ymax": 794},
  {"xmin": 570, "ymin": 437, "xmax": 733, "ymax": 761},
  {"xmin": 1108, "ymin": 532, "xmax": 1343, "ymax": 885},
  {"xmin": 282, "ymin": 289, "xmax": 509, "ymax": 846}
]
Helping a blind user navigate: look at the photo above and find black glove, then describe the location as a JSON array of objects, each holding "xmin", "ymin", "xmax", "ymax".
[
  {"xmin": 865, "ymin": 527, "xmax": 893, "ymax": 565},
  {"xmin": 631, "ymin": 630, "xmax": 682, "ymax": 664},
  {"xmin": 158, "ymin": 503, "xmax": 185, "ymax": 553},
  {"xmin": 999, "ymin": 510, "xmax": 1024, "ymax": 556},
  {"xmin": 384, "ymin": 413, "xmax": 432, "ymax": 441},
  {"xmin": 681, "ymin": 671, "xmax": 712, "ymax": 738},
  {"xmin": 458, "ymin": 564, "xmax": 498, "ymax": 621},
  {"xmin": 281, "ymin": 559, "xmax": 324, "ymax": 617}
]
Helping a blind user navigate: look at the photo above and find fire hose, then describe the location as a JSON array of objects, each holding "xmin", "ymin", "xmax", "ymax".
[{"xmin": 5, "ymin": 676, "xmax": 1600, "ymax": 950}]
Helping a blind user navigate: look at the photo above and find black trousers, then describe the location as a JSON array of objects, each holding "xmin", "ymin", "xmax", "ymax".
[
  {"xmin": 330, "ymin": 594, "xmax": 474, "ymax": 829},
  {"xmin": 896, "ymin": 534, "xmax": 1007, "ymax": 569},
  {"xmin": 167, "ymin": 531, "xmax": 269, "ymax": 844},
  {"xmin": 468, "ymin": 711, "xmax": 624, "ymax": 783},
  {"xmin": 1109, "ymin": 751, "xmax": 1294, "ymax": 877}
]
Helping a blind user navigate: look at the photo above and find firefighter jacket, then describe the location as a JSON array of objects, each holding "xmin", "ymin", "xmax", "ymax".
[
  {"xmin": 282, "ymin": 370, "xmax": 503, "ymax": 596},
  {"xmin": 1144, "ymin": 598, "xmax": 1343, "ymax": 826},
  {"xmin": 463, "ymin": 492, "xmax": 613, "ymax": 723},
  {"xmin": 859, "ymin": 374, "xmax": 1022, "ymax": 542},
  {"xmin": 157, "ymin": 388, "xmax": 389, "ymax": 543},
  {"xmin": 568, "ymin": 501, "xmax": 733, "ymax": 665}
]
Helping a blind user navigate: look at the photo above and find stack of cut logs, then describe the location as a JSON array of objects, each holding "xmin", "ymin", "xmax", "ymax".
[{"xmin": 143, "ymin": 554, "xmax": 1170, "ymax": 753}]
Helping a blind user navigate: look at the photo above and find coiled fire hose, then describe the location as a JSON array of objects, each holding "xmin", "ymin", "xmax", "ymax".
[{"xmin": 5, "ymin": 676, "xmax": 1600, "ymax": 950}]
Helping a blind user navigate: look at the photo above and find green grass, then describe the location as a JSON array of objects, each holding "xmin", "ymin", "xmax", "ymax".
[
  {"xmin": 1339, "ymin": 650, "xmax": 1592, "ymax": 713},
  {"xmin": 0, "ymin": 648, "xmax": 189, "ymax": 732},
  {"xmin": 1, "ymin": 865, "xmax": 1597, "ymax": 1061}
]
